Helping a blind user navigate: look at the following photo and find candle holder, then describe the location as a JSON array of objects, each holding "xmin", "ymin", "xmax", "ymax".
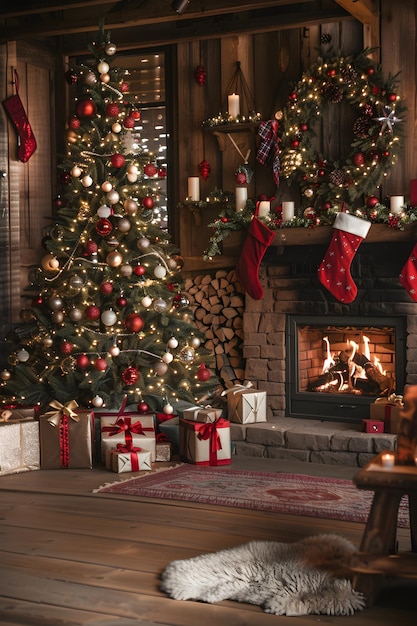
[{"xmin": 381, "ymin": 452, "xmax": 395, "ymax": 469}]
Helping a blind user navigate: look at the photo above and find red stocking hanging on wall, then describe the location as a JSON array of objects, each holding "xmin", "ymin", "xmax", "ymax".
[
  {"xmin": 399, "ymin": 243, "xmax": 417, "ymax": 301},
  {"xmin": 2, "ymin": 70, "xmax": 37, "ymax": 163},
  {"xmin": 318, "ymin": 211, "xmax": 371, "ymax": 304},
  {"xmin": 235, "ymin": 202, "xmax": 275, "ymax": 300}
]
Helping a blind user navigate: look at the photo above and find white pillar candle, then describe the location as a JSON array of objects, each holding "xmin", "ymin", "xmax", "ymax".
[
  {"xmin": 228, "ymin": 93, "xmax": 240, "ymax": 118},
  {"xmin": 258, "ymin": 201, "xmax": 271, "ymax": 217},
  {"xmin": 381, "ymin": 452, "xmax": 395, "ymax": 468},
  {"xmin": 390, "ymin": 195, "xmax": 405, "ymax": 214},
  {"xmin": 235, "ymin": 187, "xmax": 247, "ymax": 211},
  {"xmin": 187, "ymin": 177, "xmax": 200, "ymax": 201},
  {"xmin": 282, "ymin": 201, "xmax": 295, "ymax": 221}
]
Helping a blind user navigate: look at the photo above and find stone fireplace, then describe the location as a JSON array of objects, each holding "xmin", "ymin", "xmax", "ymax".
[{"xmin": 242, "ymin": 225, "xmax": 417, "ymax": 424}]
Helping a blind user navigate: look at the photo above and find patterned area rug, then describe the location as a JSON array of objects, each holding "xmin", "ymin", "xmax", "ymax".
[{"xmin": 94, "ymin": 464, "xmax": 410, "ymax": 527}]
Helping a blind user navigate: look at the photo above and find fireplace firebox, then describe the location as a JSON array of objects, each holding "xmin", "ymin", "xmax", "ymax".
[{"xmin": 286, "ymin": 315, "xmax": 406, "ymax": 422}]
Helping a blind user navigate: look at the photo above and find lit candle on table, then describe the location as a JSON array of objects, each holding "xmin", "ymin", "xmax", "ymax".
[
  {"xmin": 187, "ymin": 177, "xmax": 200, "ymax": 202},
  {"xmin": 381, "ymin": 452, "xmax": 395, "ymax": 468},
  {"xmin": 282, "ymin": 201, "xmax": 295, "ymax": 221},
  {"xmin": 235, "ymin": 187, "xmax": 247, "ymax": 212},
  {"xmin": 390, "ymin": 195, "xmax": 404, "ymax": 214},
  {"xmin": 228, "ymin": 93, "xmax": 240, "ymax": 119},
  {"xmin": 258, "ymin": 201, "xmax": 270, "ymax": 217}
]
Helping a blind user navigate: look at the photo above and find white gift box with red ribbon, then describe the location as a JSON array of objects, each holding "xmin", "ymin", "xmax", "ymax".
[{"xmin": 222, "ymin": 384, "xmax": 267, "ymax": 424}]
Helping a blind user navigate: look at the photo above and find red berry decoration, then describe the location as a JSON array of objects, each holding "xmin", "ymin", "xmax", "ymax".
[
  {"xmin": 77, "ymin": 354, "xmax": 90, "ymax": 369},
  {"xmin": 300, "ymin": 123, "xmax": 308, "ymax": 132},
  {"xmin": 105, "ymin": 102, "xmax": 120, "ymax": 117},
  {"xmin": 65, "ymin": 69, "xmax": 78, "ymax": 84},
  {"xmin": 327, "ymin": 68, "xmax": 336, "ymax": 77},
  {"xmin": 137, "ymin": 401, "xmax": 149, "ymax": 414},
  {"xmin": 235, "ymin": 172, "xmax": 247, "ymax": 185},
  {"xmin": 125, "ymin": 313, "xmax": 144, "ymax": 333},
  {"xmin": 289, "ymin": 92, "xmax": 297, "ymax": 101},
  {"xmin": 142, "ymin": 196, "xmax": 154, "ymax": 209},
  {"xmin": 133, "ymin": 264, "xmax": 146, "ymax": 276},
  {"xmin": 158, "ymin": 167, "xmax": 167, "ymax": 178},
  {"xmin": 196, "ymin": 363, "xmax": 211, "ymax": 382},
  {"xmin": 198, "ymin": 159, "xmax": 211, "ymax": 181},
  {"xmin": 123, "ymin": 115, "xmax": 135, "ymax": 129},
  {"xmin": 85, "ymin": 305, "xmax": 101, "ymax": 320},
  {"xmin": 111, "ymin": 153, "xmax": 125, "ymax": 168},
  {"xmin": 76, "ymin": 97, "xmax": 96, "ymax": 118},
  {"xmin": 366, "ymin": 195, "xmax": 380, "ymax": 208},
  {"xmin": 353, "ymin": 152, "xmax": 365, "ymax": 166},
  {"xmin": 120, "ymin": 82, "xmax": 129, "ymax": 93},
  {"xmin": 84, "ymin": 240, "xmax": 98, "ymax": 255},
  {"xmin": 100, "ymin": 281, "xmax": 113, "ymax": 295},
  {"xmin": 96, "ymin": 218, "xmax": 113, "ymax": 236},
  {"xmin": 221, "ymin": 217, "xmax": 228, "ymax": 223},
  {"xmin": 95, "ymin": 357, "xmax": 108, "ymax": 371},
  {"xmin": 194, "ymin": 65, "xmax": 207, "ymax": 86},
  {"xmin": 60, "ymin": 341, "xmax": 73, "ymax": 355},
  {"xmin": 122, "ymin": 366, "xmax": 139, "ymax": 385},
  {"xmin": 144, "ymin": 163, "xmax": 157, "ymax": 177},
  {"xmin": 366, "ymin": 66, "xmax": 375, "ymax": 76},
  {"xmin": 291, "ymin": 139, "xmax": 300, "ymax": 148},
  {"xmin": 131, "ymin": 110, "xmax": 141, "ymax": 120},
  {"xmin": 388, "ymin": 93, "xmax": 397, "ymax": 103},
  {"xmin": 68, "ymin": 116, "xmax": 81, "ymax": 130}
]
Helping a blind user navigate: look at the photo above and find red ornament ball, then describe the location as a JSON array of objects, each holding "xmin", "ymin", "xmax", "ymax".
[
  {"xmin": 133, "ymin": 264, "xmax": 146, "ymax": 276},
  {"xmin": 137, "ymin": 401, "xmax": 149, "ymax": 414},
  {"xmin": 142, "ymin": 196, "xmax": 154, "ymax": 209},
  {"xmin": 53, "ymin": 196, "xmax": 63, "ymax": 208},
  {"xmin": 388, "ymin": 93, "xmax": 397, "ymax": 102},
  {"xmin": 158, "ymin": 167, "xmax": 167, "ymax": 178},
  {"xmin": 131, "ymin": 110, "xmax": 141, "ymax": 120},
  {"xmin": 366, "ymin": 66, "xmax": 376, "ymax": 76},
  {"xmin": 221, "ymin": 217, "xmax": 228, "ymax": 223},
  {"xmin": 300, "ymin": 123, "xmax": 309, "ymax": 132},
  {"xmin": 123, "ymin": 115, "xmax": 135, "ymax": 129},
  {"xmin": 65, "ymin": 69, "xmax": 78, "ymax": 85},
  {"xmin": 100, "ymin": 281, "xmax": 113, "ymax": 295},
  {"xmin": 353, "ymin": 152, "xmax": 365, "ymax": 166},
  {"xmin": 327, "ymin": 68, "xmax": 336, "ymax": 77},
  {"xmin": 116, "ymin": 296, "xmax": 127, "ymax": 307},
  {"xmin": 235, "ymin": 172, "xmax": 247, "ymax": 185},
  {"xmin": 95, "ymin": 357, "xmax": 108, "ymax": 371},
  {"xmin": 111, "ymin": 153, "xmax": 125, "ymax": 168},
  {"xmin": 105, "ymin": 102, "xmax": 120, "ymax": 117},
  {"xmin": 122, "ymin": 366, "xmax": 139, "ymax": 385},
  {"xmin": 84, "ymin": 240, "xmax": 98, "ymax": 255},
  {"xmin": 85, "ymin": 305, "xmax": 101, "ymax": 320},
  {"xmin": 60, "ymin": 341, "xmax": 73, "ymax": 355},
  {"xmin": 96, "ymin": 218, "xmax": 113, "ymax": 236},
  {"xmin": 366, "ymin": 195, "xmax": 380, "ymax": 208},
  {"xmin": 196, "ymin": 363, "xmax": 211, "ymax": 382},
  {"xmin": 125, "ymin": 313, "xmax": 144, "ymax": 333},
  {"xmin": 198, "ymin": 159, "xmax": 211, "ymax": 181},
  {"xmin": 120, "ymin": 82, "xmax": 130, "ymax": 93},
  {"xmin": 144, "ymin": 163, "xmax": 157, "ymax": 177},
  {"xmin": 291, "ymin": 139, "xmax": 300, "ymax": 148},
  {"xmin": 77, "ymin": 354, "xmax": 90, "ymax": 369},
  {"xmin": 68, "ymin": 116, "xmax": 81, "ymax": 130},
  {"xmin": 76, "ymin": 98, "xmax": 96, "ymax": 118},
  {"xmin": 289, "ymin": 92, "xmax": 297, "ymax": 101}
]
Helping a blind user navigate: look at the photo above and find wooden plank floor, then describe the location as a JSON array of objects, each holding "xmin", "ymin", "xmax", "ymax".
[{"xmin": 0, "ymin": 457, "xmax": 416, "ymax": 626}]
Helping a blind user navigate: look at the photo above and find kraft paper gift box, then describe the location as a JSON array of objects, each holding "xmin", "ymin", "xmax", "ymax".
[
  {"xmin": 179, "ymin": 417, "xmax": 231, "ymax": 466},
  {"xmin": 225, "ymin": 387, "xmax": 267, "ymax": 424},
  {"xmin": 369, "ymin": 395, "xmax": 403, "ymax": 434},
  {"xmin": 100, "ymin": 414, "xmax": 156, "ymax": 462},
  {"xmin": 40, "ymin": 401, "xmax": 94, "ymax": 469},
  {"xmin": 105, "ymin": 445, "xmax": 152, "ymax": 473},
  {"xmin": 0, "ymin": 404, "xmax": 40, "ymax": 423},
  {"xmin": 182, "ymin": 406, "xmax": 223, "ymax": 423},
  {"xmin": 0, "ymin": 419, "xmax": 40, "ymax": 476}
]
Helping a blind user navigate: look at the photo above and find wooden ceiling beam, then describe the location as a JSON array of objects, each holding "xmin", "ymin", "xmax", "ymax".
[{"xmin": 334, "ymin": 0, "xmax": 380, "ymax": 55}]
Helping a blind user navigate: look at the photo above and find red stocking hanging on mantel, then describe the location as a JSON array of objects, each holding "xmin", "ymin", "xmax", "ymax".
[
  {"xmin": 318, "ymin": 211, "xmax": 371, "ymax": 304},
  {"xmin": 2, "ymin": 70, "xmax": 37, "ymax": 163},
  {"xmin": 399, "ymin": 243, "xmax": 417, "ymax": 301}
]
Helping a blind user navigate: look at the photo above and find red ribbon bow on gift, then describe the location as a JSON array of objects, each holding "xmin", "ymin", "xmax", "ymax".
[
  {"xmin": 115, "ymin": 443, "xmax": 143, "ymax": 472},
  {"xmin": 105, "ymin": 417, "xmax": 153, "ymax": 447},
  {"xmin": 197, "ymin": 419, "xmax": 225, "ymax": 463}
]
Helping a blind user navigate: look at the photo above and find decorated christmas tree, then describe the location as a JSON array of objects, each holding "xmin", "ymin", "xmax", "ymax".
[{"xmin": 0, "ymin": 28, "xmax": 220, "ymax": 413}]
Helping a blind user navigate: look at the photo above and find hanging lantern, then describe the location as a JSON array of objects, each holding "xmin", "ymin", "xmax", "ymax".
[
  {"xmin": 198, "ymin": 159, "xmax": 211, "ymax": 181},
  {"xmin": 194, "ymin": 65, "xmax": 207, "ymax": 86}
]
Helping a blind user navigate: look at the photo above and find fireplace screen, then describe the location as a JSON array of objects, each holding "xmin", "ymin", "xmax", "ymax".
[{"xmin": 286, "ymin": 315, "xmax": 406, "ymax": 422}]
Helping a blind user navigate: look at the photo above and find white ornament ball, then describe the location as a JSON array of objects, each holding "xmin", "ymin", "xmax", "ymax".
[
  {"xmin": 127, "ymin": 173, "xmax": 137, "ymax": 183},
  {"xmin": 120, "ymin": 263, "xmax": 133, "ymax": 277},
  {"xmin": 101, "ymin": 309, "xmax": 117, "ymax": 326},
  {"xmin": 81, "ymin": 175, "xmax": 93, "ymax": 187},
  {"xmin": 107, "ymin": 189, "xmax": 120, "ymax": 205},
  {"xmin": 141, "ymin": 295, "xmax": 152, "ymax": 308},
  {"xmin": 71, "ymin": 166, "xmax": 82, "ymax": 178},
  {"xmin": 69, "ymin": 307, "xmax": 83, "ymax": 322},
  {"xmin": 109, "ymin": 344, "xmax": 120, "ymax": 357},
  {"xmin": 92, "ymin": 395, "xmax": 104, "ymax": 408},
  {"xmin": 137, "ymin": 237, "xmax": 150, "ymax": 250},
  {"xmin": 190, "ymin": 336, "xmax": 201, "ymax": 348},
  {"xmin": 154, "ymin": 361, "xmax": 168, "ymax": 376},
  {"xmin": 105, "ymin": 42, "xmax": 117, "ymax": 56},
  {"xmin": 127, "ymin": 164, "xmax": 138, "ymax": 175},
  {"xmin": 101, "ymin": 181, "xmax": 113, "ymax": 193},
  {"xmin": 167, "ymin": 336, "xmax": 178, "ymax": 349},
  {"xmin": 154, "ymin": 265, "xmax": 167, "ymax": 279},
  {"xmin": 97, "ymin": 61, "xmax": 110, "ymax": 74},
  {"xmin": 17, "ymin": 348, "xmax": 30, "ymax": 362},
  {"xmin": 163, "ymin": 403, "xmax": 174, "ymax": 415},
  {"xmin": 112, "ymin": 122, "xmax": 122, "ymax": 134},
  {"xmin": 97, "ymin": 204, "xmax": 112, "ymax": 218},
  {"xmin": 162, "ymin": 351, "xmax": 174, "ymax": 364}
]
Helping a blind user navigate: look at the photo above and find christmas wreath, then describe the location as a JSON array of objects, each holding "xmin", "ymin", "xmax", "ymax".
[{"xmin": 279, "ymin": 49, "xmax": 405, "ymax": 211}]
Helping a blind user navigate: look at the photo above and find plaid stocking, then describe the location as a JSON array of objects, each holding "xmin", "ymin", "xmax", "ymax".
[
  {"xmin": 3, "ymin": 71, "xmax": 37, "ymax": 163},
  {"xmin": 318, "ymin": 212, "xmax": 371, "ymax": 304}
]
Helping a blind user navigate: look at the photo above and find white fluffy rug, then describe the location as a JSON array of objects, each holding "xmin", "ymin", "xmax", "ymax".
[{"xmin": 160, "ymin": 534, "xmax": 365, "ymax": 616}]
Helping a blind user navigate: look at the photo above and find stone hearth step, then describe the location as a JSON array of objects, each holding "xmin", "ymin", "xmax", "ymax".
[{"xmin": 230, "ymin": 417, "xmax": 396, "ymax": 467}]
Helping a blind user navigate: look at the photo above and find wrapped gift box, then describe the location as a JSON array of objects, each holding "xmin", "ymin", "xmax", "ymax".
[
  {"xmin": 158, "ymin": 416, "xmax": 179, "ymax": 451},
  {"xmin": 40, "ymin": 402, "xmax": 94, "ymax": 469},
  {"xmin": 225, "ymin": 387, "xmax": 267, "ymax": 424},
  {"xmin": 182, "ymin": 406, "xmax": 223, "ymax": 423},
  {"xmin": 179, "ymin": 417, "xmax": 231, "ymax": 466},
  {"xmin": 362, "ymin": 419, "xmax": 384, "ymax": 433},
  {"xmin": 100, "ymin": 413, "xmax": 155, "ymax": 461},
  {"xmin": 0, "ymin": 420, "xmax": 40, "ymax": 476},
  {"xmin": 105, "ymin": 445, "xmax": 152, "ymax": 473},
  {"xmin": 0, "ymin": 404, "xmax": 40, "ymax": 422},
  {"xmin": 369, "ymin": 397, "xmax": 403, "ymax": 434},
  {"xmin": 156, "ymin": 439, "xmax": 172, "ymax": 462}
]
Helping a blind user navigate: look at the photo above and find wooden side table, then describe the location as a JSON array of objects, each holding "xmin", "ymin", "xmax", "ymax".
[{"xmin": 350, "ymin": 453, "xmax": 417, "ymax": 604}]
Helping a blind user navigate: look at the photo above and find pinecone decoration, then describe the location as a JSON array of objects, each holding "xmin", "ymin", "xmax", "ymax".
[
  {"xmin": 363, "ymin": 103, "xmax": 374, "ymax": 117},
  {"xmin": 353, "ymin": 116, "xmax": 372, "ymax": 139},
  {"xmin": 341, "ymin": 66, "xmax": 359, "ymax": 84},
  {"xmin": 321, "ymin": 82, "xmax": 343, "ymax": 103},
  {"xmin": 198, "ymin": 159, "xmax": 211, "ymax": 181},
  {"xmin": 329, "ymin": 168, "xmax": 346, "ymax": 186},
  {"xmin": 320, "ymin": 33, "xmax": 332, "ymax": 44}
]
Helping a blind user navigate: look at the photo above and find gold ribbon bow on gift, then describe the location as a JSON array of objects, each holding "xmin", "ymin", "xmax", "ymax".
[
  {"xmin": 0, "ymin": 409, "xmax": 13, "ymax": 422},
  {"xmin": 220, "ymin": 382, "xmax": 253, "ymax": 397},
  {"xmin": 44, "ymin": 399, "xmax": 79, "ymax": 427},
  {"xmin": 375, "ymin": 393, "xmax": 403, "ymax": 406}
]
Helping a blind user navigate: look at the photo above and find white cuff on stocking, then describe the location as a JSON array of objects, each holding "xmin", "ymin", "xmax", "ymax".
[{"xmin": 333, "ymin": 212, "xmax": 371, "ymax": 239}]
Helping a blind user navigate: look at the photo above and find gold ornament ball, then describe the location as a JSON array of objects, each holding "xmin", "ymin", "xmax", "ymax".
[
  {"xmin": 154, "ymin": 361, "xmax": 168, "ymax": 376},
  {"xmin": 43, "ymin": 336, "xmax": 54, "ymax": 348},
  {"xmin": 124, "ymin": 198, "xmax": 138, "ymax": 215},
  {"xmin": 66, "ymin": 129, "xmax": 78, "ymax": 144},
  {"xmin": 51, "ymin": 310, "xmax": 65, "ymax": 324},
  {"xmin": 107, "ymin": 250, "xmax": 123, "ymax": 267},
  {"xmin": 0, "ymin": 369, "xmax": 11, "ymax": 381},
  {"xmin": 41, "ymin": 254, "xmax": 60, "ymax": 272}
]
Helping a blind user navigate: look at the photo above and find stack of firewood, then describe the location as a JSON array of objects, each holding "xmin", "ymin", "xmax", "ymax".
[{"xmin": 184, "ymin": 269, "xmax": 245, "ymax": 387}]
